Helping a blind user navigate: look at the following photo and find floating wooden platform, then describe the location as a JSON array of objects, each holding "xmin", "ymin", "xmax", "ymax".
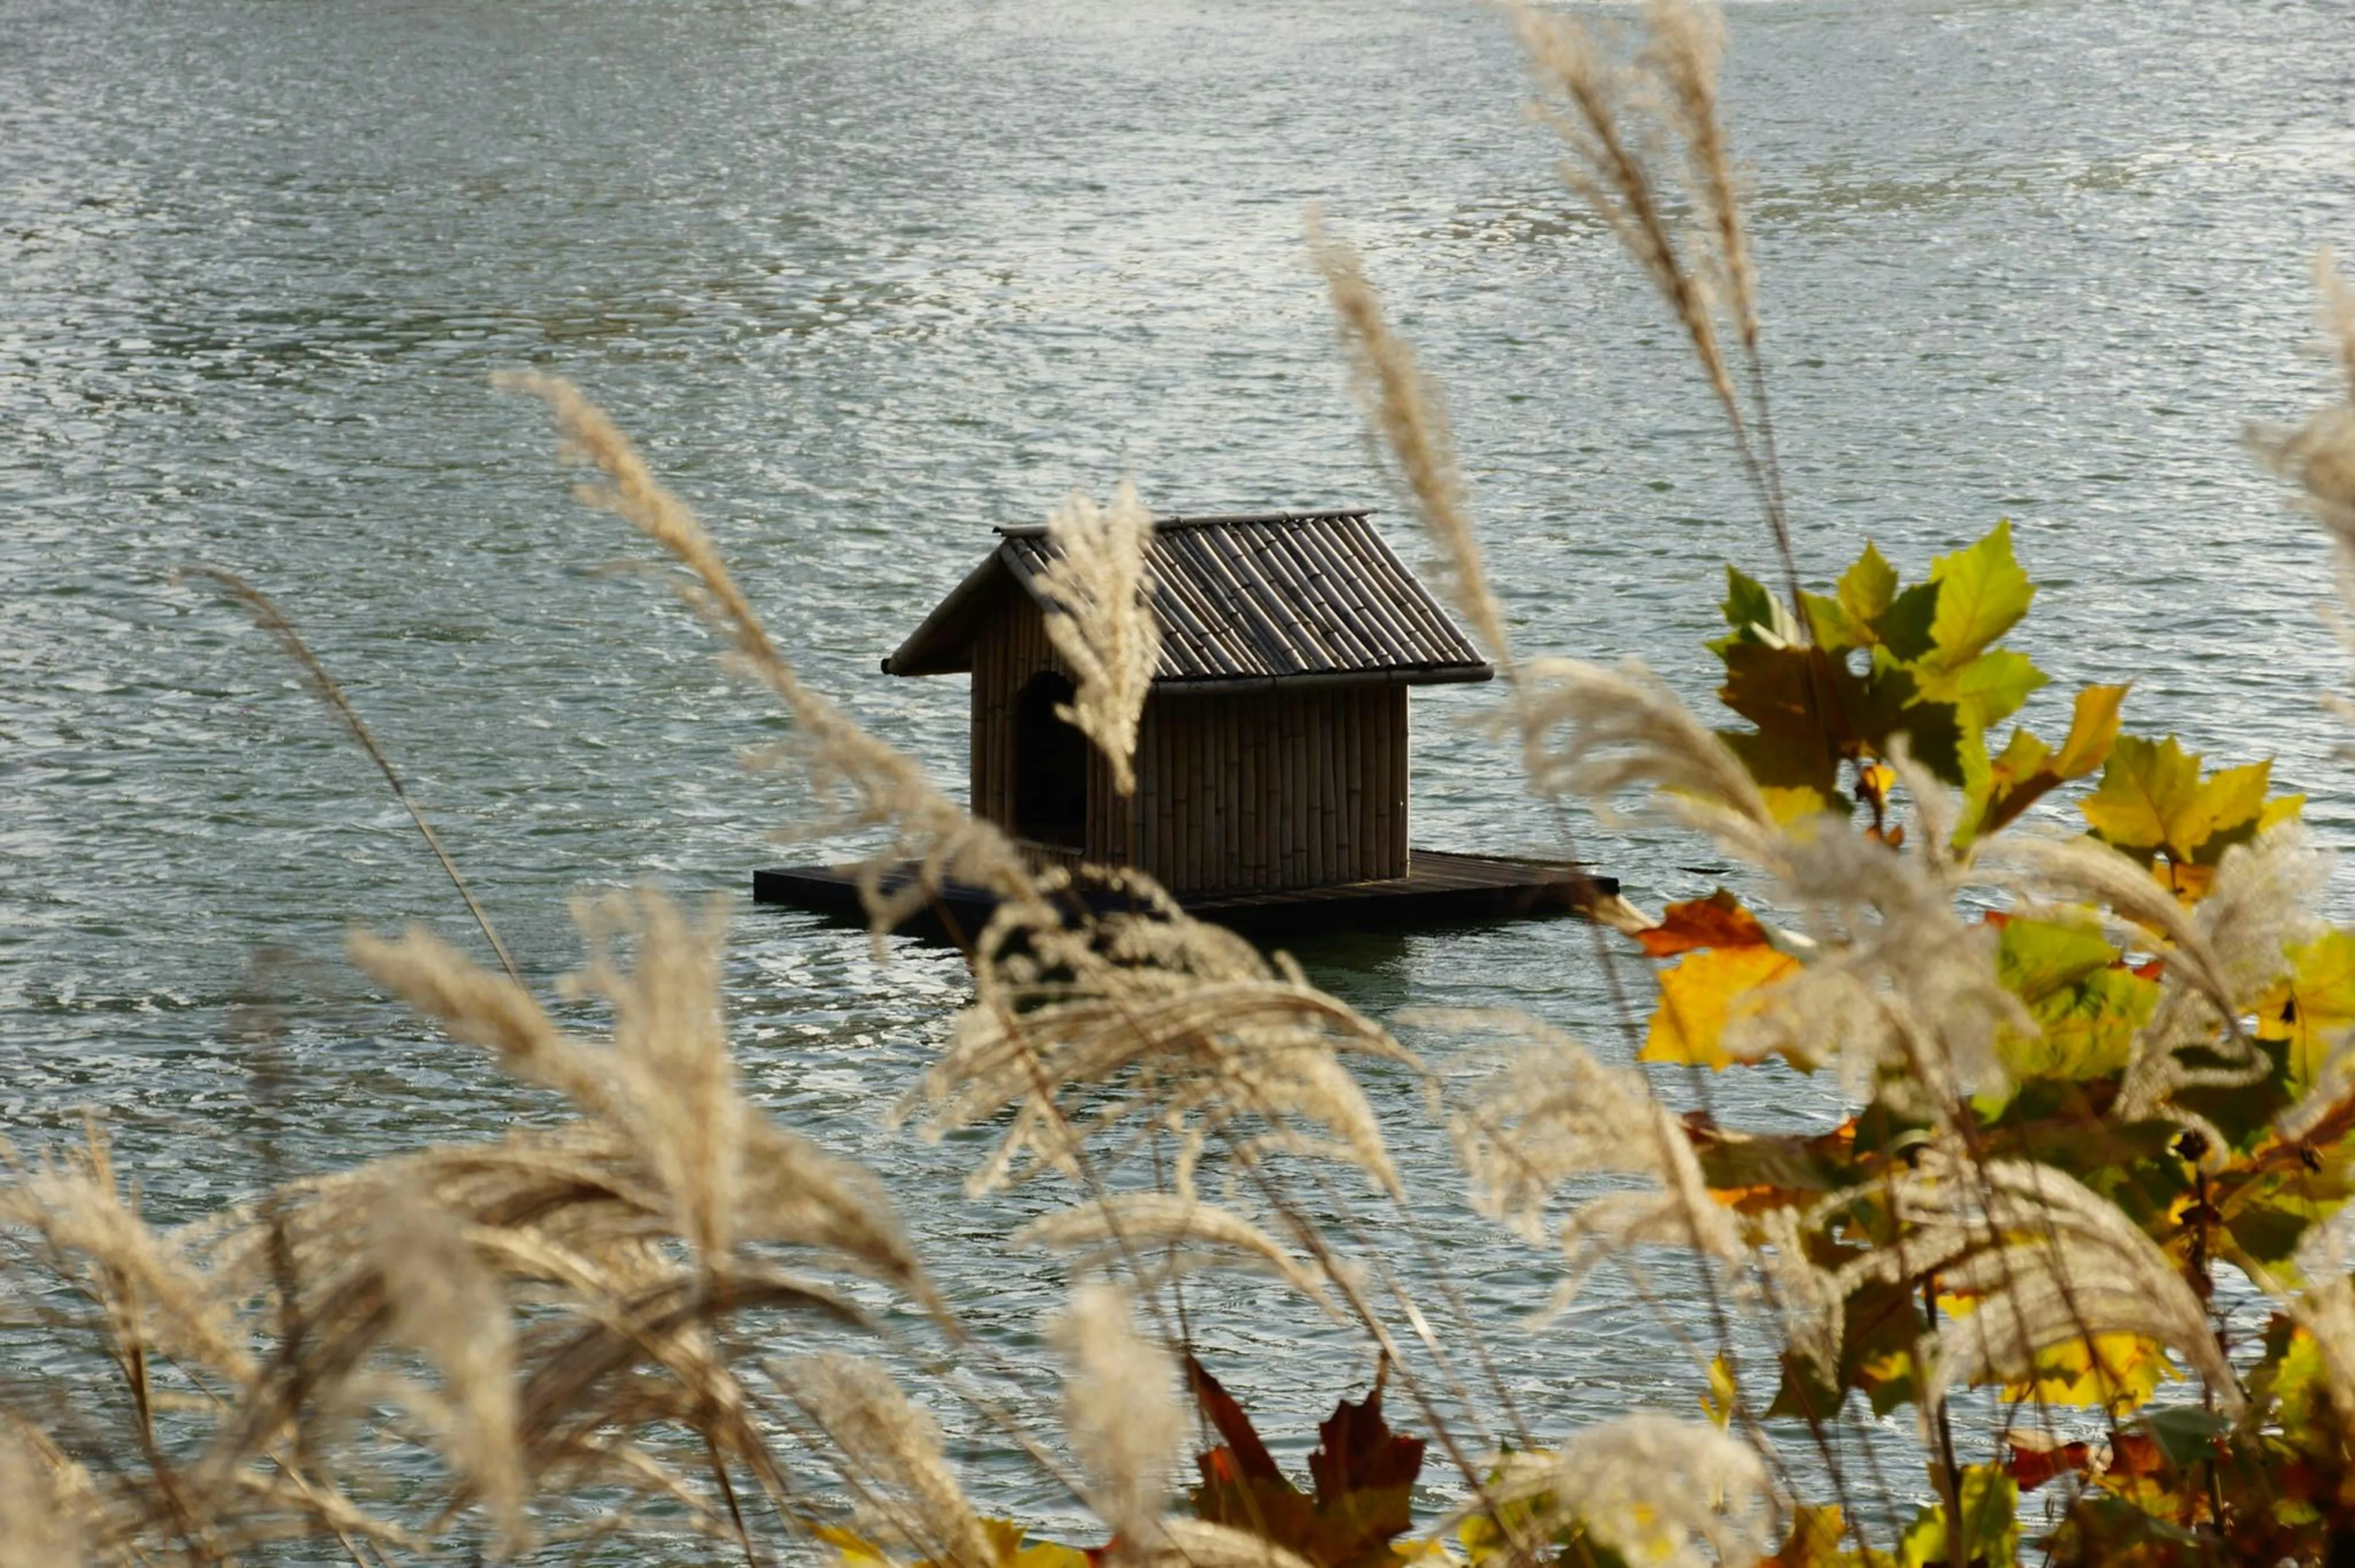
[{"xmin": 751, "ymin": 850, "xmax": 1620, "ymax": 946}]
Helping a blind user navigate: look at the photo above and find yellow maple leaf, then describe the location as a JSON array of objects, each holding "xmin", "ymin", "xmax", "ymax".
[
  {"xmin": 2080, "ymin": 735, "xmax": 2203, "ymax": 858},
  {"xmin": 1644, "ymin": 944, "xmax": 1801, "ymax": 1069},
  {"xmin": 1940, "ymin": 1296, "xmax": 2173, "ymax": 1411},
  {"xmin": 2050, "ymin": 683, "xmax": 2130, "ymax": 779},
  {"xmin": 2010, "ymin": 1332, "xmax": 2175, "ymax": 1411},
  {"xmin": 814, "ymin": 1524, "xmax": 900, "ymax": 1568},
  {"xmin": 2084, "ymin": 737, "xmax": 2281, "ymax": 883},
  {"xmin": 2258, "ymin": 928, "xmax": 2355, "ymax": 1093},
  {"xmin": 1764, "ymin": 1505, "xmax": 1850, "ymax": 1568},
  {"xmin": 2179, "ymin": 758, "xmax": 2272, "ymax": 854}
]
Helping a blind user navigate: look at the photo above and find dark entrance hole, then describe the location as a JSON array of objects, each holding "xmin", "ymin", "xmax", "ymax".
[{"xmin": 1013, "ymin": 671, "xmax": 1088, "ymax": 850}]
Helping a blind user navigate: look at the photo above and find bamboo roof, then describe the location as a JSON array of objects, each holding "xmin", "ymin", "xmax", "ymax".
[{"xmin": 882, "ymin": 509, "xmax": 1494, "ymax": 690}]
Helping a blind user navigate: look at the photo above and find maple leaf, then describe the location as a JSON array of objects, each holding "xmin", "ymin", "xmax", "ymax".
[
  {"xmin": 1187, "ymin": 1357, "xmax": 1426, "ymax": 1568},
  {"xmin": 1922, "ymin": 519, "xmax": 2035, "ymax": 672},
  {"xmin": 1686, "ymin": 1113, "xmax": 1874, "ymax": 1212},
  {"xmin": 2081, "ymin": 735, "xmax": 2273, "ymax": 872},
  {"xmin": 1762, "ymin": 1504, "xmax": 1850, "ymax": 1568},
  {"xmin": 1965, "ymin": 683, "xmax": 2130, "ymax": 845},
  {"xmin": 2007, "ymin": 1332, "xmax": 2176, "ymax": 1411},
  {"xmin": 1987, "ymin": 915, "xmax": 2158, "ymax": 1091},
  {"xmin": 1879, "ymin": 579, "xmax": 1942, "ymax": 662},
  {"xmin": 1839, "ymin": 540, "xmax": 1899, "ymax": 631},
  {"xmin": 2004, "ymin": 1429, "xmax": 2103, "ymax": 1492},
  {"xmin": 1716, "ymin": 641, "xmax": 1967, "ymax": 804},
  {"xmin": 1915, "ymin": 646, "xmax": 2048, "ymax": 732},
  {"xmin": 2052, "ymin": 682, "xmax": 2130, "ymax": 779},
  {"xmin": 1897, "ymin": 1463, "xmax": 2019, "ymax": 1568},
  {"xmin": 1644, "ymin": 945, "xmax": 1802, "ymax": 1070},
  {"xmin": 1636, "ymin": 889, "xmax": 1771, "ymax": 957},
  {"xmin": 1637, "ymin": 891, "xmax": 1804, "ymax": 1070},
  {"xmin": 2257, "ymin": 928, "xmax": 2355, "ymax": 1093},
  {"xmin": 1800, "ymin": 590, "xmax": 1866, "ymax": 653},
  {"xmin": 1709, "ymin": 565, "xmax": 1805, "ymax": 653}
]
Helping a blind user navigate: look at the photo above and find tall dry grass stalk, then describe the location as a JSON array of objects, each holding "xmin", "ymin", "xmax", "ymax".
[
  {"xmin": 0, "ymin": 1422, "xmax": 95, "ymax": 1565},
  {"xmin": 1311, "ymin": 218, "xmax": 1514, "ymax": 681},
  {"xmin": 0, "ymin": 870, "xmax": 974, "ymax": 1560},
  {"xmin": 2252, "ymin": 249, "xmax": 2355, "ymax": 544},
  {"xmin": 180, "ymin": 566, "xmax": 523, "ymax": 985},
  {"xmin": 1446, "ymin": 1017, "xmax": 1742, "ymax": 1316},
  {"xmin": 776, "ymin": 1353, "xmax": 993, "ymax": 1568},
  {"xmin": 1035, "ymin": 483, "xmax": 1160, "ymax": 796},
  {"xmin": 1509, "ymin": 0, "xmax": 1798, "ymax": 615},
  {"xmin": 493, "ymin": 370, "xmax": 1043, "ymax": 935}
]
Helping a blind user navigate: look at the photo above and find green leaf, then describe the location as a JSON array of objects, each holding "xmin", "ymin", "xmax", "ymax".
[
  {"xmin": 1877, "ymin": 580, "xmax": 1941, "ymax": 663},
  {"xmin": 1918, "ymin": 647, "xmax": 2049, "ymax": 732},
  {"xmin": 2224, "ymin": 1201, "xmax": 2314, "ymax": 1265},
  {"xmin": 2028, "ymin": 967, "xmax": 2158, "ymax": 1083},
  {"xmin": 1990, "ymin": 917, "xmax": 2157, "ymax": 1089},
  {"xmin": 1801, "ymin": 591, "xmax": 1869, "ymax": 653},
  {"xmin": 1838, "ymin": 540, "xmax": 1900, "ymax": 629},
  {"xmin": 1996, "ymin": 916, "xmax": 2118, "ymax": 1002},
  {"xmin": 2139, "ymin": 1406, "xmax": 2229, "ymax": 1469},
  {"xmin": 1898, "ymin": 1465, "xmax": 2019, "ymax": 1568},
  {"xmin": 1925, "ymin": 518, "xmax": 2035, "ymax": 670},
  {"xmin": 1712, "ymin": 566, "xmax": 1801, "ymax": 653},
  {"xmin": 1840, "ymin": 655, "xmax": 1967, "ymax": 785}
]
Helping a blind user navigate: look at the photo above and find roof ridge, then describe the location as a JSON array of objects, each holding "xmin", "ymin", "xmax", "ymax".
[{"xmin": 993, "ymin": 507, "xmax": 1374, "ymax": 538}]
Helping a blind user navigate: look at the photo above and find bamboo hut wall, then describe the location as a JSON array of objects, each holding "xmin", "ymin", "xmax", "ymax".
[
  {"xmin": 1126, "ymin": 684, "xmax": 1408, "ymax": 894},
  {"xmin": 968, "ymin": 596, "xmax": 1078, "ymax": 840},
  {"xmin": 965, "ymin": 595, "xmax": 1411, "ymax": 893}
]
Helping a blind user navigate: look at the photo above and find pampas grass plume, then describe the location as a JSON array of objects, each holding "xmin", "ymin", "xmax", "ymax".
[
  {"xmin": 1050, "ymin": 1283, "xmax": 1182, "ymax": 1547},
  {"xmin": 1036, "ymin": 483, "xmax": 1160, "ymax": 796}
]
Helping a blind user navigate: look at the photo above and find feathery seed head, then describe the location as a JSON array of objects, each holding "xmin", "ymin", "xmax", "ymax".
[
  {"xmin": 0, "ymin": 1422, "xmax": 94, "ymax": 1567},
  {"xmin": 1444, "ymin": 1016, "xmax": 1743, "ymax": 1313},
  {"xmin": 1487, "ymin": 1413, "xmax": 1772, "ymax": 1568},
  {"xmin": 1036, "ymin": 484, "xmax": 1160, "ymax": 796},
  {"xmin": 498, "ymin": 371, "xmax": 1039, "ymax": 932},
  {"xmin": 368, "ymin": 1194, "xmax": 526, "ymax": 1555},
  {"xmin": 1312, "ymin": 221, "xmax": 1512, "ymax": 679},
  {"xmin": 1017, "ymin": 1195, "xmax": 1340, "ymax": 1317},
  {"xmin": 1050, "ymin": 1283, "xmax": 1182, "ymax": 1546},
  {"xmin": 779, "ymin": 1354, "xmax": 994, "ymax": 1568},
  {"xmin": 564, "ymin": 890, "xmax": 742, "ymax": 1264}
]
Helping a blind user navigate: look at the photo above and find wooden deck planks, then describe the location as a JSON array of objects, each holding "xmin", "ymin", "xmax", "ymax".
[{"xmin": 753, "ymin": 850, "xmax": 1618, "ymax": 946}]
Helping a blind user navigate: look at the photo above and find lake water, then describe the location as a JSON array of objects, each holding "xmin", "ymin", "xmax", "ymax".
[{"xmin": 5, "ymin": 0, "xmax": 2355, "ymax": 1546}]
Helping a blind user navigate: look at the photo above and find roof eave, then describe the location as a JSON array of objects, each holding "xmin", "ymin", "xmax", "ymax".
[
  {"xmin": 880, "ymin": 546, "xmax": 1015, "ymax": 676},
  {"xmin": 1146, "ymin": 662, "xmax": 1495, "ymax": 695}
]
